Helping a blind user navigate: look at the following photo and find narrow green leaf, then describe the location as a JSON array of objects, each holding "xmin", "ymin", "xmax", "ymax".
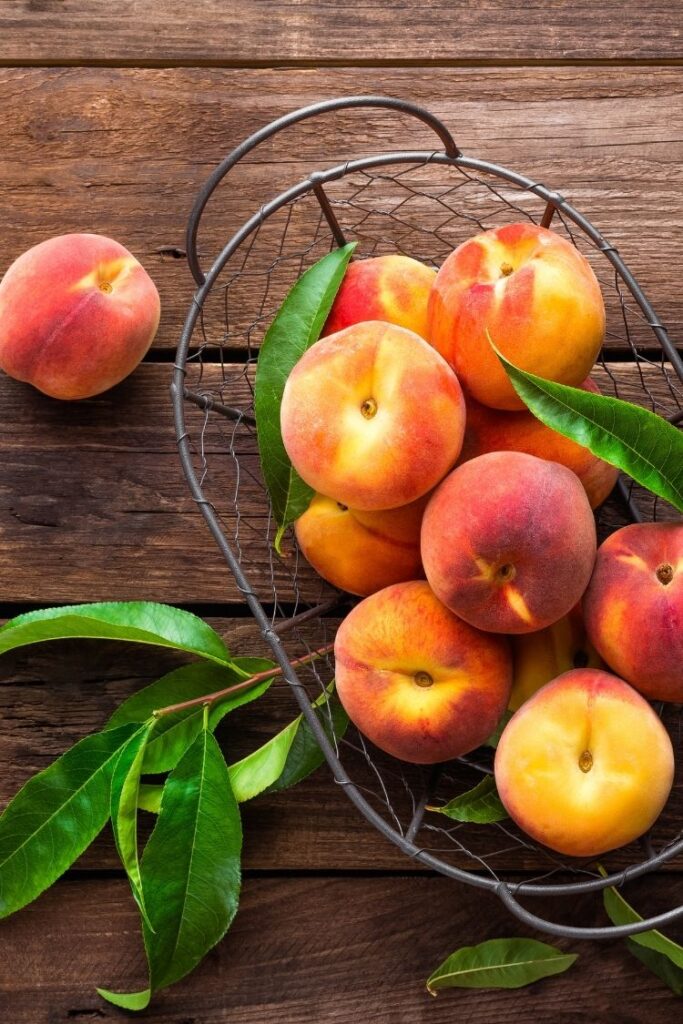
[
  {"xmin": 492, "ymin": 340, "xmax": 683, "ymax": 511},
  {"xmin": 485, "ymin": 709, "xmax": 513, "ymax": 749},
  {"xmin": 141, "ymin": 728, "xmax": 242, "ymax": 994},
  {"xmin": 254, "ymin": 243, "xmax": 356, "ymax": 548},
  {"xmin": 108, "ymin": 658, "xmax": 276, "ymax": 773},
  {"xmin": 600, "ymin": 866, "xmax": 683, "ymax": 969},
  {"xmin": 228, "ymin": 686, "xmax": 343, "ymax": 802},
  {"xmin": 0, "ymin": 601, "xmax": 231, "ymax": 665},
  {"xmin": 110, "ymin": 719, "xmax": 157, "ymax": 928},
  {"xmin": 264, "ymin": 690, "xmax": 348, "ymax": 794},
  {"xmin": 428, "ymin": 776, "xmax": 508, "ymax": 824},
  {"xmin": 97, "ymin": 988, "xmax": 151, "ymax": 1011},
  {"xmin": 0, "ymin": 723, "xmax": 141, "ymax": 918},
  {"xmin": 427, "ymin": 938, "xmax": 577, "ymax": 993},
  {"xmin": 626, "ymin": 940, "xmax": 683, "ymax": 996},
  {"xmin": 138, "ymin": 784, "xmax": 163, "ymax": 815}
]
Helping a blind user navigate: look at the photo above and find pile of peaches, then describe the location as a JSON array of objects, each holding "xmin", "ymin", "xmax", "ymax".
[{"xmin": 280, "ymin": 222, "xmax": 682, "ymax": 859}]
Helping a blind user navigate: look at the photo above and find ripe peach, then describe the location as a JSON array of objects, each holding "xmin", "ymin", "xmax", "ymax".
[
  {"xmin": 295, "ymin": 493, "xmax": 426, "ymax": 596},
  {"xmin": 0, "ymin": 233, "xmax": 160, "ymax": 400},
  {"xmin": 583, "ymin": 523, "xmax": 683, "ymax": 702},
  {"xmin": 495, "ymin": 669, "xmax": 674, "ymax": 857},
  {"xmin": 281, "ymin": 321, "xmax": 465, "ymax": 511},
  {"xmin": 334, "ymin": 580, "xmax": 512, "ymax": 764},
  {"xmin": 459, "ymin": 380, "xmax": 618, "ymax": 509},
  {"xmin": 421, "ymin": 452, "xmax": 597, "ymax": 634},
  {"xmin": 509, "ymin": 605, "xmax": 604, "ymax": 711},
  {"xmin": 428, "ymin": 223, "xmax": 605, "ymax": 410},
  {"xmin": 323, "ymin": 255, "xmax": 436, "ymax": 340}
]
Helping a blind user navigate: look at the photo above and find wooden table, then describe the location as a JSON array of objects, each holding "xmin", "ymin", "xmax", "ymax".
[{"xmin": 1, "ymin": 4, "xmax": 682, "ymax": 1020}]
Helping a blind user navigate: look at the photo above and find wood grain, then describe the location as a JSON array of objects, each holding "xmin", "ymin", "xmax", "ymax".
[
  {"xmin": 1, "ymin": 2, "xmax": 682, "ymax": 64},
  {"xmin": 1, "ymin": 875, "xmax": 682, "ymax": 1022},
  {"xmin": 0, "ymin": 67, "xmax": 682, "ymax": 350},
  {"xmin": 1, "ymin": 618, "xmax": 681, "ymax": 873},
  {"xmin": 0, "ymin": 363, "xmax": 679, "ymax": 604}
]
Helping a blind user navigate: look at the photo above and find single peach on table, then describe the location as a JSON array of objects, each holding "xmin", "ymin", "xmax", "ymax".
[
  {"xmin": 428, "ymin": 222, "xmax": 605, "ymax": 410},
  {"xmin": 0, "ymin": 233, "xmax": 160, "ymax": 400},
  {"xmin": 281, "ymin": 320, "xmax": 465, "ymax": 511},
  {"xmin": 509, "ymin": 605, "xmax": 604, "ymax": 711},
  {"xmin": 421, "ymin": 451, "xmax": 597, "ymax": 634},
  {"xmin": 323, "ymin": 254, "xmax": 436, "ymax": 340},
  {"xmin": 495, "ymin": 668, "xmax": 674, "ymax": 857},
  {"xmin": 334, "ymin": 580, "xmax": 512, "ymax": 764},
  {"xmin": 459, "ymin": 380, "xmax": 618, "ymax": 509},
  {"xmin": 295, "ymin": 492, "xmax": 427, "ymax": 597},
  {"xmin": 583, "ymin": 522, "xmax": 683, "ymax": 702}
]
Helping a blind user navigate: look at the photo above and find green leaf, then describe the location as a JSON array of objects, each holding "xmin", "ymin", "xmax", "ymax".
[
  {"xmin": 108, "ymin": 658, "xmax": 276, "ymax": 773},
  {"xmin": 264, "ymin": 690, "xmax": 348, "ymax": 794},
  {"xmin": 600, "ymin": 866, "xmax": 683, "ymax": 970},
  {"xmin": 492, "ymin": 341, "xmax": 683, "ymax": 512},
  {"xmin": 228, "ymin": 686, "xmax": 343, "ymax": 802},
  {"xmin": 626, "ymin": 940, "xmax": 683, "ymax": 996},
  {"xmin": 0, "ymin": 601, "xmax": 231, "ymax": 665},
  {"xmin": 427, "ymin": 775, "xmax": 508, "ymax": 824},
  {"xmin": 142, "ymin": 727, "xmax": 241, "ymax": 995},
  {"xmin": 427, "ymin": 938, "xmax": 577, "ymax": 993},
  {"xmin": 97, "ymin": 988, "xmax": 151, "ymax": 1011},
  {"xmin": 0, "ymin": 723, "xmax": 141, "ymax": 918},
  {"xmin": 138, "ymin": 783, "xmax": 164, "ymax": 815},
  {"xmin": 485, "ymin": 709, "xmax": 513, "ymax": 749},
  {"xmin": 110, "ymin": 719, "xmax": 157, "ymax": 928},
  {"xmin": 254, "ymin": 243, "xmax": 356, "ymax": 551}
]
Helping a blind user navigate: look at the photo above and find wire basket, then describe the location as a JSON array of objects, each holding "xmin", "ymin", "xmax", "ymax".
[{"xmin": 172, "ymin": 97, "xmax": 683, "ymax": 940}]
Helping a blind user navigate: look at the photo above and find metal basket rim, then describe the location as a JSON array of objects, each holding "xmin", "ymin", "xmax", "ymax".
[{"xmin": 172, "ymin": 97, "xmax": 683, "ymax": 940}]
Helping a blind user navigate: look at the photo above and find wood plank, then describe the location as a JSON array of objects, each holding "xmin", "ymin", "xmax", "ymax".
[
  {"xmin": 1, "ymin": 619, "xmax": 682, "ymax": 873},
  {"xmin": 0, "ymin": 362, "xmax": 679, "ymax": 605},
  {"xmin": 1, "ymin": 875, "xmax": 682, "ymax": 1021},
  {"xmin": 1, "ymin": 67, "xmax": 682, "ymax": 350},
  {"xmin": 1, "ymin": 2, "xmax": 682, "ymax": 64}
]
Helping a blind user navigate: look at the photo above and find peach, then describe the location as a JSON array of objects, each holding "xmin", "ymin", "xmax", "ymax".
[
  {"xmin": 323, "ymin": 254, "xmax": 436, "ymax": 340},
  {"xmin": 281, "ymin": 321, "xmax": 465, "ymax": 511},
  {"xmin": 0, "ymin": 233, "xmax": 160, "ymax": 400},
  {"xmin": 334, "ymin": 580, "xmax": 512, "ymax": 764},
  {"xmin": 459, "ymin": 380, "xmax": 618, "ymax": 509},
  {"xmin": 428, "ymin": 223, "xmax": 605, "ymax": 410},
  {"xmin": 495, "ymin": 668, "xmax": 674, "ymax": 857},
  {"xmin": 509, "ymin": 605, "xmax": 604, "ymax": 711},
  {"xmin": 421, "ymin": 452, "xmax": 597, "ymax": 634},
  {"xmin": 583, "ymin": 523, "xmax": 683, "ymax": 702},
  {"xmin": 295, "ymin": 492, "xmax": 426, "ymax": 596}
]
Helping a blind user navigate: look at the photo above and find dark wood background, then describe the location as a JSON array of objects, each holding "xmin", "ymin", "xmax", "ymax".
[{"xmin": 0, "ymin": 3, "xmax": 682, "ymax": 1020}]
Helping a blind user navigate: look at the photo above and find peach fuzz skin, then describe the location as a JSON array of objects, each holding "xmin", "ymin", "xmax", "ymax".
[
  {"xmin": 295, "ymin": 493, "xmax": 427, "ymax": 597},
  {"xmin": 583, "ymin": 523, "xmax": 683, "ymax": 702},
  {"xmin": 334, "ymin": 581, "xmax": 512, "ymax": 764},
  {"xmin": 494, "ymin": 669, "xmax": 674, "ymax": 857},
  {"xmin": 421, "ymin": 452, "xmax": 597, "ymax": 634},
  {"xmin": 428, "ymin": 222, "xmax": 605, "ymax": 410},
  {"xmin": 323, "ymin": 254, "xmax": 436, "ymax": 340},
  {"xmin": 281, "ymin": 321, "xmax": 465, "ymax": 511},
  {"xmin": 459, "ymin": 379, "xmax": 618, "ymax": 509},
  {"xmin": 0, "ymin": 233, "xmax": 160, "ymax": 400},
  {"xmin": 509, "ymin": 605, "xmax": 604, "ymax": 711}
]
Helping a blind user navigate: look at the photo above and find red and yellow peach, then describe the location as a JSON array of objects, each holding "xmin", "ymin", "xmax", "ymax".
[
  {"xmin": 281, "ymin": 320, "xmax": 466, "ymax": 511},
  {"xmin": 421, "ymin": 452, "xmax": 597, "ymax": 634},
  {"xmin": 428, "ymin": 223, "xmax": 605, "ymax": 410},
  {"xmin": 334, "ymin": 580, "xmax": 512, "ymax": 764},
  {"xmin": 495, "ymin": 668, "xmax": 675, "ymax": 856},
  {"xmin": 0, "ymin": 233, "xmax": 160, "ymax": 399}
]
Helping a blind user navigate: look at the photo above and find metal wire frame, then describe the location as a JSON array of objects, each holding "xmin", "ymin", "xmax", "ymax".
[{"xmin": 173, "ymin": 96, "xmax": 683, "ymax": 940}]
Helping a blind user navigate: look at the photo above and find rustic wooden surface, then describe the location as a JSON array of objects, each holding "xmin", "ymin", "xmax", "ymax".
[{"xmin": 1, "ymin": 4, "xmax": 682, "ymax": 1021}]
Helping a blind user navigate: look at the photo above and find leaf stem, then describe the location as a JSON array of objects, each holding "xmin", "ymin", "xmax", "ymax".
[{"xmin": 152, "ymin": 643, "xmax": 335, "ymax": 719}]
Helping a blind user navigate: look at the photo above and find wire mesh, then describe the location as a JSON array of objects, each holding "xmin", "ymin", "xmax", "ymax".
[{"xmin": 175, "ymin": 127, "xmax": 683, "ymax": 935}]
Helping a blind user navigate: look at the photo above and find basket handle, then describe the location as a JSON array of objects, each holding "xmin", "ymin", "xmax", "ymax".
[{"xmin": 185, "ymin": 95, "xmax": 461, "ymax": 285}]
